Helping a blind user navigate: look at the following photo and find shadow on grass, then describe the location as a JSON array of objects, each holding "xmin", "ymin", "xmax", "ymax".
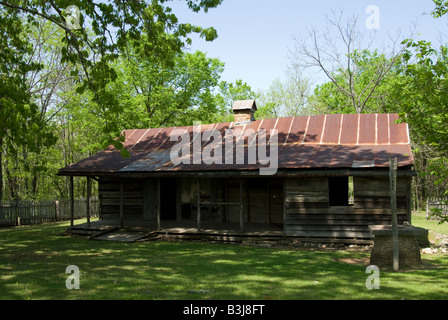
[{"xmin": 0, "ymin": 220, "xmax": 447, "ymax": 300}]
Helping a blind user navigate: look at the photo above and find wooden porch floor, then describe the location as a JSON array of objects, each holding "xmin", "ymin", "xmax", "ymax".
[{"xmin": 67, "ymin": 219, "xmax": 285, "ymax": 241}]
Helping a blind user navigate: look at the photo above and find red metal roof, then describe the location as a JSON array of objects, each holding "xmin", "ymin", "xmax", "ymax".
[{"xmin": 58, "ymin": 114, "xmax": 413, "ymax": 175}]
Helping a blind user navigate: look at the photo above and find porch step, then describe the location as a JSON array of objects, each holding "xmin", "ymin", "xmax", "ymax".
[
  {"xmin": 91, "ymin": 229, "xmax": 156, "ymax": 243},
  {"xmin": 68, "ymin": 226, "xmax": 118, "ymax": 237}
]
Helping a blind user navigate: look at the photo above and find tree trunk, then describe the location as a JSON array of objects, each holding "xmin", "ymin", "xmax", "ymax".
[
  {"xmin": 0, "ymin": 138, "xmax": 3, "ymax": 205},
  {"xmin": 421, "ymin": 156, "xmax": 427, "ymax": 207}
]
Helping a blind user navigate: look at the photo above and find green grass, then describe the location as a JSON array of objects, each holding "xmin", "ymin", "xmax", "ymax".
[
  {"xmin": 412, "ymin": 210, "xmax": 448, "ymax": 240},
  {"xmin": 0, "ymin": 217, "xmax": 447, "ymax": 300}
]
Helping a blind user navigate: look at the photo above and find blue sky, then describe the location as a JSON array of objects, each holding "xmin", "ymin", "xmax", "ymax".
[{"xmin": 168, "ymin": 0, "xmax": 447, "ymax": 92}]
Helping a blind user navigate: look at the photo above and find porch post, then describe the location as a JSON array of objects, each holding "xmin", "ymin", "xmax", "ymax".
[
  {"xmin": 86, "ymin": 177, "xmax": 91, "ymax": 228},
  {"xmin": 239, "ymin": 179, "xmax": 244, "ymax": 233},
  {"xmin": 157, "ymin": 178, "xmax": 161, "ymax": 230},
  {"xmin": 389, "ymin": 155, "xmax": 399, "ymax": 271},
  {"xmin": 120, "ymin": 179, "xmax": 124, "ymax": 229},
  {"xmin": 197, "ymin": 179, "xmax": 201, "ymax": 232},
  {"xmin": 176, "ymin": 179, "xmax": 182, "ymax": 222},
  {"xmin": 70, "ymin": 176, "xmax": 74, "ymax": 227},
  {"xmin": 283, "ymin": 178, "xmax": 286, "ymax": 237},
  {"xmin": 407, "ymin": 176, "xmax": 412, "ymax": 224},
  {"xmin": 267, "ymin": 178, "xmax": 271, "ymax": 224}
]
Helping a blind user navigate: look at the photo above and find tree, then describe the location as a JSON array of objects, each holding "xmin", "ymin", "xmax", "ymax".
[
  {"xmin": 309, "ymin": 49, "xmax": 406, "ymax": 114},
  {"xmin": 257, "ymin": 68, "xmax": 312, "ymax": 119},
  {"xmin": 0, "ymin": 0, "xmax": 224, "ymax": 200},
  {"xmin": 399, "ymin": 40, "xmax": 448, "ymax": 215},
  {"xmin": 256, "ymin": 79, "xmax": 286, "ymax": 119},
  {"xmin": 400, "ymin": 44, "xmax": 448, "ymax": 153},
  {"xmin": 0, "ymin": 9, "xmax": 57, "ymax": 201},
  {"xmin": 389, "ymin": 0, "xmax": 448, "ymax": 215},
  {"xmin": 290, "ymin": 10, "xmax": 406, "ymax": 113},
  {"xmin": 0, "ymin": 0, "xmax": 223, "ymax": 154},
  {"xmin": 111, "ymin": 49, "xmax": 225, "ymax": 130}
]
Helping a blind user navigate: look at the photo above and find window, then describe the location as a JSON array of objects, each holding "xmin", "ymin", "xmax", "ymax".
[{"xmin": 328, "ymin": 176, "xmax": 352, "ymax": 206}]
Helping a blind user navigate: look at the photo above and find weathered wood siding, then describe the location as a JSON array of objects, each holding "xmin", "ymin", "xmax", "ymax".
[
  {"xmin": 180, "ymin": 178, "xmax": 226, "ymax": 222},
  {"xmin": 98, "ymin": 174, "xmax": 411, "ymax": 239},
  {"xmin": 353, "ymin": 177, "xmax": 408, "ymax": 210},
  {"xmin": 99, "ymin": 177, "xmax": 284, "ymax": 225},
  {"xmin": 177, "ymin": 178, "xmax": 283, "ymax": 225},
  {"xmin": 226, "ymin": 179, "xmax": 248, "ymax": 223},
  {"xmin": 143, "ymin": 179, "xmax": 157, "ymax": 221},
  {"xmin": 268, "ymin": 179, "xmax": 284, "ymax": 224},
  {"xmin": 99, "ymin": 178, "xmax": 144, "ymax": 220},
  {"xmin": 285, "ymin": 176, "xmax": 411, "ymax": 239},
  {"xmin": 227, "ymin": 178, "xmax": 283, "ymax": 224}
]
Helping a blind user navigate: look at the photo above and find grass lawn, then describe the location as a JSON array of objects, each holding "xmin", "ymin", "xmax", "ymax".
[
  {"xmin": 0, "ymin": 214, "xmax": 447, "ymax": 300},
  {"xmin": 412, "ymin": 210, "xmax": 448, "ymax": 245}
]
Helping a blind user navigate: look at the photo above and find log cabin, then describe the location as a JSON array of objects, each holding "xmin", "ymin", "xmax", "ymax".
[{"xmin": 58, "ymin": 100, "xmax": 416, "ymax": 242}]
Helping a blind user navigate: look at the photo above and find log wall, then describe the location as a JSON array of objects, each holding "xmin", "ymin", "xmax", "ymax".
[
  {"xmin": 226, "ymin": 178, "xmax": 283, "ymax": 224},
  {"xmin": 285, "ymin": 176, "xmax": 411, "ymax": 239},
  {"xmin": 98, "ymin": 174, "xmax": 412, "ymax": 240},
  {"xmin": 99, "ymin": 178, "xmax": 144, "ymax": 221},
  {"xmin": 99, "ymin": 177, "xmax": 284, "ymax": 225},
  {"xmin": 180, "ymin": 178, "xmax": 283, "ymax": 224}
]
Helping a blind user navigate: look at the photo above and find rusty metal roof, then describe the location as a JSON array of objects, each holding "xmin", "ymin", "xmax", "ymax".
[{"xmin": 58, "ymin": 113, "xmax": 414, "ymax": 176}]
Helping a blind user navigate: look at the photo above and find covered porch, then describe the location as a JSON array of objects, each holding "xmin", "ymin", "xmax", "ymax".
[
  {"xmin": 65, "ymin": 173, "xmax": 286, "ymax": 242},
  {"xmin": 67, "ymin": 218, "xmax": 285, "ymax": 242}
]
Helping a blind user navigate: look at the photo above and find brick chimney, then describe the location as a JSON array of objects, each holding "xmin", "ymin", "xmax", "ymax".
[{"xmin": 232, "ymin": 99, "xmax": 257, "ymax": 124}]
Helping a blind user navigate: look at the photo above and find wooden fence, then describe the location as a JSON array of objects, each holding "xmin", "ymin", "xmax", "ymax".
[
  {"xmin": 0, "ymin": 197, "xmax": 99, "ymax": 227},
  {"xmin": 426, "ymin": 197, "xmax": 448, "ymax": 219}
]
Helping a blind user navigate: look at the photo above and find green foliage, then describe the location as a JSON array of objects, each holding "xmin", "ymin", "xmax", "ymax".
[
  {"xmin": 257, "ymin": 74, "xmax": 311, "ymax": 119},
  {"xmin": 388, "ymin": 0, "xmax": 448, "ymax": 214},
  {"xmin": 310, "ymin": 49, "xmax": 404, "ymax": 114},
  {"xmin": 399, "ymin": 41, "xmax": 448, "ymax": 152},
  {"xmin": 0, "ymin": 9, "xmax": 54, "ymax": 151},
  {"xmin": 0, "ymin": 8, "xmax": 58, "ymax": 200},
  {"xmin": 398, "ymin": 0, "xmax": 448, "ymax": 152},
  {"xmin": 432, "ymin": 0, "xmax": 448, "ymax": 17},
  {"xmin": 0, "ymin": 0, "xmax": 229, "ymax": 200},
  {"xmin": 0, "ymin": 0, "xmax": 222, "ymax": 151},
  {"xmin": 111, "ymin": 49, "xmax": 225, "ymax": 128},
  {"xmin": 398, "ymin": 38, "xmax": 448, "ymax": 216}
]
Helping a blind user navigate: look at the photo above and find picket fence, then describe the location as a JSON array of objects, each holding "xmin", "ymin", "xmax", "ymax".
[
  {"xmin": 0, "ymin": 197, "xmax": 99, "ymax": 227},
  {"xmin": 426, "ymin": 197, "xmax": 448, "ymax": 220}
]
